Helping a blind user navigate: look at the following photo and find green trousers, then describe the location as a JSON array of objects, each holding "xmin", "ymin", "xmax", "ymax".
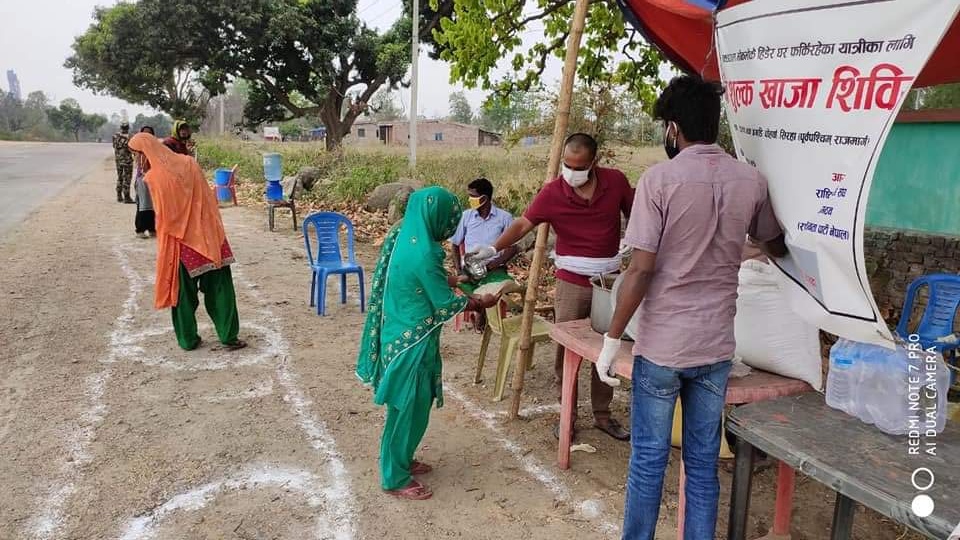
[
  {"xmin": 171, "ymin": 263, "xmax": 240, "ymax": 350},
  {"xmin": 379, "ymin": 374, "xmax": 434, "ymax": 490}
]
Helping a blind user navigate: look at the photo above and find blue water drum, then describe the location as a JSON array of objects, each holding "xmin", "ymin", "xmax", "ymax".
[
  {"xmin": 265, "ymin": 180, "xmax": 284, "ymax": 202},
  {"xmin": 262, "ymin": 152, "xmax": 282, "ymax": 182},
  {"xmin": 213, "ymin": 168, "xmax": 233, "ymax": 205}
]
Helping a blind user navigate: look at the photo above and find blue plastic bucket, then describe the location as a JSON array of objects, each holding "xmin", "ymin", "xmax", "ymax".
[
  {"xmin": 214, "ymin": 168, "xmax": 233, "ymax": 204},
  {"xmin": 262, "ymin": 153, "xmax": 282, "ymax": 182},
  {"xmin": 265, "ymin": 180, "xmax": 283, "ymax": 202}
]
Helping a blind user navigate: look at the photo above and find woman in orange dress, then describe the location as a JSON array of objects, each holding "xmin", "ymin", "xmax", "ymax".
[{"xmin": 128, "ymin": 132, "xmax": 246, "ymax": 351}]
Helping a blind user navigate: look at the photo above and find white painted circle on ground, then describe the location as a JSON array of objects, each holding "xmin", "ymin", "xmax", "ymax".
[
  {"xmin": 116, "ymin": 321, "xmax": 281, "ymax": 371},
  {"xmin": 912, "ymin": 494, "xmax": 935, "ymax": 517},
  {"xmin": 117, "ymin": 464, "xmax": 350, "ymax": 540}
]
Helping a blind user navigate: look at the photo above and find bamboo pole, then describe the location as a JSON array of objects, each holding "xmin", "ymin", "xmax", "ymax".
[{"xmin": 509, "ymin": 0, "xmax": 591, "ymax": 420}]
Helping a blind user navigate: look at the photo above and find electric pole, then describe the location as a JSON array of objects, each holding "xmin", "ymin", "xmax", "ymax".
[
  {"xmin": 409, "ymin": 0, "xmax": 419, "ymax": 168},
  {"xmin": 219, "ymin": 94, "xmax": 226, "ymax": 135}
]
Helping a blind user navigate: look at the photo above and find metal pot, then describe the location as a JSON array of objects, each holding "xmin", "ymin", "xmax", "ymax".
[
  {"xmin": 611, "ymin": 273, "xmax": 640, "ymax": 341},
  {"xmin": 463, "ymin": 258, "xmax": 488, "ymax": 282},
  {"xmin": 589, "ymin": 273, "xmax": 619, "ymax": 334}
]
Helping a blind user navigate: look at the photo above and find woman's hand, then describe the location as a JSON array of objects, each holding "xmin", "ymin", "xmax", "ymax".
[{"xmin": 447, "ymin": 275, "xmax": 469, "ymax": 288}]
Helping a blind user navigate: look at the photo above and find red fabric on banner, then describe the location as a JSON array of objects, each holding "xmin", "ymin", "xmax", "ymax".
[{"xmin": 622, "ymin": 0, "xmax": 960, "ymax": 88}]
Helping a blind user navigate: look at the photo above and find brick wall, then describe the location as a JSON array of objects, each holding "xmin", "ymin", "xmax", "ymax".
[
  {"xmin": 864, "ymin": 228, "xmax": 960, "ymax": 328},
  {"xmin": 343, "ymin": 121, "xmax": 484, "ymax": 148}
]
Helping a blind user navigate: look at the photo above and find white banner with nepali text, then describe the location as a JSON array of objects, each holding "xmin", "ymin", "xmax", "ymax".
[{"xmin": 716, "ymin": 0, "xmax": 960, "ymax": 348}]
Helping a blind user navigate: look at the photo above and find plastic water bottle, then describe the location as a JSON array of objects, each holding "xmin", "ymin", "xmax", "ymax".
[
  {"xmin": 826, "ymin": 340, "xmax": 857, "ymax": 415},
  {"xmin": 828, "ymin": 338, "xmax": 950, "ymax": 435}
]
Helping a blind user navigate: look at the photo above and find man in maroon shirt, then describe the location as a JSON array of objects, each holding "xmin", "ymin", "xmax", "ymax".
[{"xmin": 469, "ymin": 133, "xmax": 634, "ymax": 441}]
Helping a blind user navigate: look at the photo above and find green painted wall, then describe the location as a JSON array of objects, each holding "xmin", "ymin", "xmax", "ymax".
[{"xmin": 867, "ymin": 122, "xmax": 960, "ymax": 235}]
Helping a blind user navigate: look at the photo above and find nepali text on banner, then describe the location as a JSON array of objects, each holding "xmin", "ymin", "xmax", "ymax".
[{"xmin": 716, "ymin": 0, "xmax": 960, "ymax": 348}]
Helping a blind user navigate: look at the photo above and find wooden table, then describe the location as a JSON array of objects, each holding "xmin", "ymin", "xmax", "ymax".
[
  {"xmin": 727, "ymin": 393, "xmax": 960, "ymax": 540},
  {"xmin": 551, "ymin": 319, "xmax": 813, "ymax": 539}
]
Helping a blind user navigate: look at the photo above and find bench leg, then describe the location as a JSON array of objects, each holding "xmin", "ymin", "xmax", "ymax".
[
  {"xmin": 727, "ymin": 435, "xmax": 755, "ymax": 540},
  {"xmin": 557, "ymin": 349, "xmax": 582, "ymax": 470},
  {"xmin": 830, "ymin": 494, "xmax": 855, "ymax": 540},
  {"xmin": 771, "ymin": 461, "xmax": 795, "ymax": 537}
]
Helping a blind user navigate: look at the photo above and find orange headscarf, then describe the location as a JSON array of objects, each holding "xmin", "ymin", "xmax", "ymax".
[{"xmin": 129, "ymin": 133, "xmax": 227, "ymax": 309}]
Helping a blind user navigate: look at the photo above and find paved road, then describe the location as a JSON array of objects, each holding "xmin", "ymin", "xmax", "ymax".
[{"xmin": 0, "ymin": 142, "xmax": 113, "ymax": 236}]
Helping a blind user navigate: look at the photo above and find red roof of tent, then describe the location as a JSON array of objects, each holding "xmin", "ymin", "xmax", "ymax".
[{"xmin": 619, "ymin": 0, "xmax": 960, "ymax": 87}]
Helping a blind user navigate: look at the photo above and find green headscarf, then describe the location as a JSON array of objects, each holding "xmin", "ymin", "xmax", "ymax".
[
  {"xmin": 172, "ymin": 120, "xmax": 189, "ymax": 140},
  {"xmin": 356, "ymin": 187, "xmax": 468, "ymax": 393}
]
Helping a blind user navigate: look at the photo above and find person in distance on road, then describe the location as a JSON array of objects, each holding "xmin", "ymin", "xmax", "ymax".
[
  {"xmin": 128, "ymin": 132, "xmax": 247, "ymax": 352},
  {"xmin": 133, "ymin": 126, "xmax": 157, "ymax": 238},
  {"xmin": 112, "ymin": 122, "xmax": 135, "ymax": 204}
]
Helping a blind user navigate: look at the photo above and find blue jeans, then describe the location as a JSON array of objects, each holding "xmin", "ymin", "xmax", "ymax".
[{"xmin": 622, "ymin": 356, "xmax": 732, "ymax": 540}]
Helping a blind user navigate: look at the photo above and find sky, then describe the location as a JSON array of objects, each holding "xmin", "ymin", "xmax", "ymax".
[{"xmin": 0, "ymin": 0, "xmax": 654, "ymax": 121}]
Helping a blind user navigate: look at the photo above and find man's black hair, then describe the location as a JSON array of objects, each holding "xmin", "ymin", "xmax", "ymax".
[
  {"xmin": 140, "ymin": 126, "xmax": 155, "ymax": 135},
  {"xmin": 468, "ymin": 177, "xmax": 494, "ymax": 199},
  {"xmin": 564, "ymin": 132, "xmax": 598, "ymax": 159},
  {"xmin": 653, "ymin": 75, "xmax": 725, "ymax": 144}
]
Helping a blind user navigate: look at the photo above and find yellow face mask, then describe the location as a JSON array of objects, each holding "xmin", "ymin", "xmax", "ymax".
[{"xmin": 468, "ymin": 196, "xmax": 485, "ymax": 210}]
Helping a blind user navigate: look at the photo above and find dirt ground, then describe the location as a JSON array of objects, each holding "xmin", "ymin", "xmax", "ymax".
[{"xmin": 0, "ymin": 161, "xmax": 914, "ymax": 539}]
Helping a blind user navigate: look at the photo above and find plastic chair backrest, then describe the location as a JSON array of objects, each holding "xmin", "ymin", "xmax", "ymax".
[
  {"xmin": 486, "ymin": 299, "xmax": 508, "ymax": 334},
  {"xmin": 896, "ymin": 274, "xmax": 960, "ymax": 341},
  {"xmin": 303, "ymin": 212, "xmax": 356, "ymax": 266}
]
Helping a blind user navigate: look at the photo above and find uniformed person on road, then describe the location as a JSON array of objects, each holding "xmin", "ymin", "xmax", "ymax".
[{"xmin": 112, "ymin": 122, "xmax": 135, "ymax": 203}]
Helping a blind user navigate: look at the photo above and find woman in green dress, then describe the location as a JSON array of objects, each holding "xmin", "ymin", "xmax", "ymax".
[{"xmin": 357, "ymin": 187, "xmax": 499, "ymax": 500}]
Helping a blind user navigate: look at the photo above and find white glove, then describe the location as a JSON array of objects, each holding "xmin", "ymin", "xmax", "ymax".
[
  {"xmin": 466, "ymin": 245, "xmax": 496, "ymax": 261},
  {"xmin": 596, "ymin": 333, "xmax": 621, "ymax": 387}
]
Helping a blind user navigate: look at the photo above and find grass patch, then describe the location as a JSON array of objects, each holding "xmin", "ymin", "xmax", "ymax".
[{"xmin": 197, "ymin": 137, "xmax": 664, "ymax": 217}]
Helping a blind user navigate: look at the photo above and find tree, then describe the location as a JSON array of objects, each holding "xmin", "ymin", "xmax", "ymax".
[
  {"xmin": 47, "ymin": 99, "xmax": 107, "ymax": 142},
  {"xmin": 193, "ymin": 0, "xmax": 413, "ymax": 149},
  {"xmin": 906, "ymin": 83, "xmax": 960, "ymax": 110},
  {"xmin": 200, "ymin": 81, "xmax": 250, "ymax": 134},
  {"xmin": 477, "ymin": 89, "xmax": 543, "ymax": 134},
  {"xmin": 67, "ymin": 0, "xmax": 417, "ymax": 150},
  {"xmin": 448, "ymin": 91, "xmax": 473, "ymax": 124},
  {"xmin": 66, "ymin": 3, "xmax": 210, "ymax": 123},
  {"xmin": 0, "ymin": 94, "xmax": 27, "ymax": 133},
  {"xmin": 368, "ymin": 89, "xmax": 404, "ymax": 122},
  {"xmin": 132, "ymin": 113, "xmax": 173, "ymax": 136},
  {"xmin": 421, "ymin": 1, "xmax": 664, "ymax": 107}
]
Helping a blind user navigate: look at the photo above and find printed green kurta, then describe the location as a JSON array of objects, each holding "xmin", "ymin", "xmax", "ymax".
[{"xmin": 357, "ymin": 187, "xmax": 468, "ymax": 490}]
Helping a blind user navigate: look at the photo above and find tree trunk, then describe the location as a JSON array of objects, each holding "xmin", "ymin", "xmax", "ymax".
[
  {"xmin": 325, "ymin": 127, "xmax": 344, "ymax": 151},
  {"xmin": 74, "ymin": 130, "xmax": 80, "ymax": 142}
]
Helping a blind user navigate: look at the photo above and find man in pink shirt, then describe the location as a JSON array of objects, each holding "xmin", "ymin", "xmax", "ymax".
[
  {"xmin": 598, "ymin": 76, "xmax": 786, "ymax": 539},
  {"xmin": 470, "ymin": 133, "xmax": 633, "ymax": 441}
]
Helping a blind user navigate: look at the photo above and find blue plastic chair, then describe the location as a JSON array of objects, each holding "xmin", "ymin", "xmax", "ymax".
[
  {"xmin": 895, "ymin": 274, "xmax": 960, "ymax": 352},
  {"xmin": 303, "ymin": 212, "xmax": 366, "ymax": 316}
]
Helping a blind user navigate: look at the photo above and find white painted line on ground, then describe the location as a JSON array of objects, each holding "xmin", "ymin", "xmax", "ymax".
[
  {"xmin": 445, "ymin": 385, "xmax": 619, "ymax": 536},
  {"xmin": 27, "ymin": 244, "xmax": 143, "ymax": 539},
  {"xmin": 29, "ymin": 370, "xmax": 110, "ymax": 540},
  {"xmin": 123, "ymin": 321, "xmax": 276, "ymax": 371},
  {"xmin": 117, "ymin": 464, "xmax": 327, "ymax": 540},
  {"xmin": 233, "ymin": 264, "xmax": 356, "ymax": 540},
  {"xmin": 496, "ymin": 402, "xmax": 561, "ymax": 418}
]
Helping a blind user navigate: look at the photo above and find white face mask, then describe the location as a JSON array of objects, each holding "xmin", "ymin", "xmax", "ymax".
[{"xmin": 561, "ymin": 164, "xmax": 591, "ymax": 187}]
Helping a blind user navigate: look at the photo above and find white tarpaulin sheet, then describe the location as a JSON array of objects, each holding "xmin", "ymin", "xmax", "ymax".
[{"xmin": 716, "ymin": 0, "xmax": 960, "ymax": 348}]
